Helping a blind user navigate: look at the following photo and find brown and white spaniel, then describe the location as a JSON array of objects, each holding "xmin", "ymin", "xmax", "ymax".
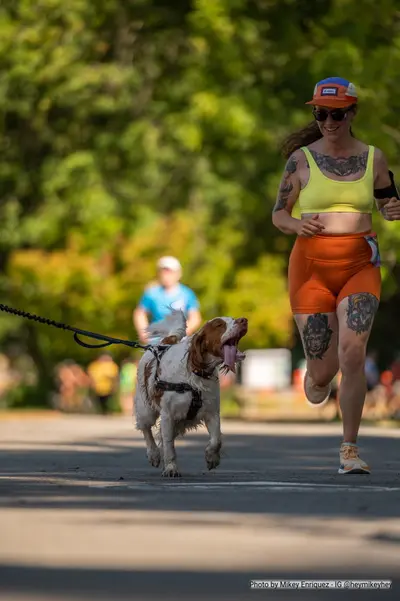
[{"xmin": 134, "ymin": 310, "xmax": 248, "ymax": 477}]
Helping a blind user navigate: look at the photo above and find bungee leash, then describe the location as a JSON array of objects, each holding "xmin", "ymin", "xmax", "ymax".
[{"xmin": 0, "ymin": 303, "xmax": 164, "ymax": 352}]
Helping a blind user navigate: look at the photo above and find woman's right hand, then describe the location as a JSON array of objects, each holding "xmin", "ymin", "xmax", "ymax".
[{"xmin": 296, "ymin": 214, "xmax": 325, "ymax": 237}]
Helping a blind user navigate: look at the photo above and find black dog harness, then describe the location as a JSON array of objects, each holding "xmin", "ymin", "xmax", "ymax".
[
  {"xmin": 151, "ymin": 346, "xmax": 216, "ymax": 421},
  {"xmin": 155, "ymin": 379, "xmax": 203, "ymax": 421}
]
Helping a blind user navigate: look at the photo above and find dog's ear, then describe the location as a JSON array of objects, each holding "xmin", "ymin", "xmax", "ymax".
[
  {"xmin": 188, "ymin": 330, "xmax": 206, "ymax": 372},
  {"xmin": 161, "ymin": 335, "xmax": 179, "ymax": 345}
]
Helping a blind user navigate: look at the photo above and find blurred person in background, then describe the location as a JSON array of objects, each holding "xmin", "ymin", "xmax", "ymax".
[
  {"xmin": 133, "ymin": 256, "xmax": 201, "ymax": 345},
  {"xmin": 87, "ymin": 353, "xmax": 119, "ymax": 415},
  {"xmin": 54, "ymin": 360, "xmax": 90, "ymax": 413},
  {"xmin": 390, "ymin": 351, "xmax": 400, "ymax": 384},
  {"xmin": 0, "ymin": 354, "xmax": 14, "ymax": 399},
  {"xmin": 118, "ymin": 357, "xmax": 138, "ymax": 415},
  {"xmin": 272, "ymin": 76, "xmax": 400, "ymax": 474}
]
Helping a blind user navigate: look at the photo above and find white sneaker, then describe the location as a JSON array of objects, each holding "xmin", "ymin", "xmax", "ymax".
[
  {"xmin": 338, "ymin": 443, "xmax": 370, "ymax": 474},
  {"xmin": 304, "ymin": 371, "xmax": 331, "ymax": 407}
]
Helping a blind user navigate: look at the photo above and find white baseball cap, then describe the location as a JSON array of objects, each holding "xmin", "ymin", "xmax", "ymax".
[{"xmin": 157, "ymin": 256, "xmax": 182, "ymax": 272}]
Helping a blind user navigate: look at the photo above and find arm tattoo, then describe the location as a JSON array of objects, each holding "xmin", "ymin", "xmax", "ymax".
[
  {"xmin": 309, "ymin": 150, "xmax": 368, "ymax": 177},
  {"xmin": 273, "ymin": 180, "xmax": 293, "ymax": 211},
  {"xmin": 346, "ymin": 293, "xmax": 379, "ymax": 335},
  {"xmin": 302, "ymin": 313, "xmax": 333, "ymax": 360},
  {"xmin": 300, "ymin": 156, "xmax": 309, "ymax": 190},
  {"xmin": 273, "ymin": 156, "xmax": 297, "ymax": 212},
  {"xmin": 286, "ymin": 155, "xmax": 298, "ymax": 175}
]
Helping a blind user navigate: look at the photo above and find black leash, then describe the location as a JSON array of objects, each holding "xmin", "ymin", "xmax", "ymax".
[{"xmin": 0, "ymin": 302, "xmax": 163, "ymax": 352}]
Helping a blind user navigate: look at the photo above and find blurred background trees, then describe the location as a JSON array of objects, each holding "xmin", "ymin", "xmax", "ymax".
[{"xmin": 1, "ymin": 0, "xmax": 400, "ymax": 401}]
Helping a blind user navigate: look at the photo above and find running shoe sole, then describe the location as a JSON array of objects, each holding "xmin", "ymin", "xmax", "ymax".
[{"xmin": 338, "ymin": 465, "xmax": 371, "ymax": 475}]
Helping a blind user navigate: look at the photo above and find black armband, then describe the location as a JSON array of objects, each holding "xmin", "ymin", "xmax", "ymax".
[{"xmin": 374, "ymin": 171, "xmax": 400, "ymax": 200}]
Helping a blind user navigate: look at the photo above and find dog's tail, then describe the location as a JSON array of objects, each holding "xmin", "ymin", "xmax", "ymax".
[{"xmin": 146, "ymin": 308, "xmax": 187, "ymax": 345}]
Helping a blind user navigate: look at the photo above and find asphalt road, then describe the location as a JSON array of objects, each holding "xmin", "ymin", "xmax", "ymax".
[{"xmin": 1, "ymin": 414, "xmax": 400, "ymax": 601}]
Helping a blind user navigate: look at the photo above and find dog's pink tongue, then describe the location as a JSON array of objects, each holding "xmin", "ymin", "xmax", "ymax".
[{"xmin": 223, "ymin": 345, "xmax": 237, "ymax": 372}]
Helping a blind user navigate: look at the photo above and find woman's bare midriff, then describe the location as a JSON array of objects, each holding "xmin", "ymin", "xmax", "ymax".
[{"xmin": 300, "ymin": 212, "xmax": 372, "ymax": 234}]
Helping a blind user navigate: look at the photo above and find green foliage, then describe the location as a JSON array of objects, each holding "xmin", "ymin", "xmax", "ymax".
[
  {"xmin": 1, "ymin": 0, "xmax": 400, "ymax": 392},
  {"xmin": 222, "ymin": 254, "xmax": 293, "ymax": 349},
  {"xmin": 2, "ymin": 382, "xmax": 50, "ymax": 410},
  {"xmin": 220, "ymin": 389, "xmax": 242, "ymax": 419}
]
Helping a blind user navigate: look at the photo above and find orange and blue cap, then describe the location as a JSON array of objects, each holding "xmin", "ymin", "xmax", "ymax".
[{"xmin": 305, "ymin": 77, "xmax": 358, "ymax": 108}]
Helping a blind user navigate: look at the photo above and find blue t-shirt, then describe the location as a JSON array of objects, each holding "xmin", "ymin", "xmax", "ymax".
[{"xmin": 138, "ymin": 284, "xmax": 199, "ymax": 323}]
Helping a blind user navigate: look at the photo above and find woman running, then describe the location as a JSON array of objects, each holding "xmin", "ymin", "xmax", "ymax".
[{"xmin": 272, "ymin": 76, "xmax": 400, "ymax": 474}]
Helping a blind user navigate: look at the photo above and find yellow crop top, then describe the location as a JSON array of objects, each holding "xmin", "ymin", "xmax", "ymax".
[{"xmin": 291, "ymin": 145, "xmax": 375, "ymax": 218}]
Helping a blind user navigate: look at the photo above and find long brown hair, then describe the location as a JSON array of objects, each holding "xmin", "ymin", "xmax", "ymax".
[
  {"xmin": 280, "ymin": 108, "xmax": 356, "ymax": 159},
  {"xmin": 281, "ymin": 121, "xmax": 322, "ymax": 159}
]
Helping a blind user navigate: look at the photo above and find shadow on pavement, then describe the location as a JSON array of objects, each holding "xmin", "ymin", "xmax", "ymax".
[
  {"xmin": 1, "ymin": 427, "xmax": 400, "ymax": 517},
  {"xmin": 1, "ymin": 420, "xmax": 400, "ymax": 601}
]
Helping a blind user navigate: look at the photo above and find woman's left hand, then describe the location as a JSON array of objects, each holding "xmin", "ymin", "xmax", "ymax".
[{"xmin": 381, "ymin": 197, "xmax": 400, "ymax": 221}]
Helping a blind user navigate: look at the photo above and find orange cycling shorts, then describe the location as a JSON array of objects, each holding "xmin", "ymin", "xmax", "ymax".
[{"xmin": 288, "ymin": 231, "xmax": 381, "ymax": 315}]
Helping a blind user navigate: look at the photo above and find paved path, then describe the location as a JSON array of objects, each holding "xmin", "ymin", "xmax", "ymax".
[{"xmin": 1, "ymin": 415, "xmax": 400, "ymax": 600}]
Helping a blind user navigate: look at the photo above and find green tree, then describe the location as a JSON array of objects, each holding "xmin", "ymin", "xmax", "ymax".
[{"xmin": 2, "ymin": 0, "xmax": 400, "ymax": 398}]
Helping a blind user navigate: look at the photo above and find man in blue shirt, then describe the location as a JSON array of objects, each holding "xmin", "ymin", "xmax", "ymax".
[{"xmin": 133, "ymin": 256, "xmax": 202, "ymax": 344}]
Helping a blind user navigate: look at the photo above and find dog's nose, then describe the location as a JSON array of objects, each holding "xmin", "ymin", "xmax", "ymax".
[{"xmin": 237, "ymin": 318, "xmax": 248, "ymax": 327}]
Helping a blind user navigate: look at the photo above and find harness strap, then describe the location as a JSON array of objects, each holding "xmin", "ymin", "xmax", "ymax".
[
  {"xmin": 192, "ymin": 367, "xmax": 215, "ymax": 379},
  {"xmin": 155, "ymin": 379, "xmax": 203, "ymax": 421}
]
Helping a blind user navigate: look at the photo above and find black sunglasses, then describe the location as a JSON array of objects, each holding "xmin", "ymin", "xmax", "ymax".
[{"xmin": 312, "ymin": 107, "xmax": 350, "ymax": 122}]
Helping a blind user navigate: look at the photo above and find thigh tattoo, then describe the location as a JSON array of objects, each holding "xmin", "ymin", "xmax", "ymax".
[
  {"xmin": 302, "ymin": 313, "xmax": 333, "ymax": 360},
  {"xmin": 346, "ymin": 293, "xmax": 379, "ymax": 335}
]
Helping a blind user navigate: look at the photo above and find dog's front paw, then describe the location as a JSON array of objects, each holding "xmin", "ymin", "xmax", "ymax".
[
  {"xmin": 147, "ymin": 448, "xmax": 161, "ymax": 468},
  {"xmin": 205, "ymin": 450, "xmax": 220, "ymax": 471},
  {"xmin": 162, "ymin": 463, "xmax": 181, "ymax": 478}
]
